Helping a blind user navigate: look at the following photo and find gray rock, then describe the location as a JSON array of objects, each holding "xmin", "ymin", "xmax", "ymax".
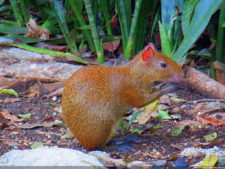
[
  {"xmin": 89, "ymin": 151, "xmax": 126, "ymax": 167},
  {"xmin": 0, "ymin": 147, "xmax": 104, "ymax": 167},
  {"xmin": 89, "ymin": 151, "xmax": 151, "ymax": 168},
  {"xmin": 152, "ymin": 159, "xmax": 167, "ymax": 167},
  {"xmin": 181, "ymin": 147, "xmax": 225, "ymax": 157},
  {"xmin": 218, "ymin": 158, "xmax": 225, "ymax": 167},
  {"xmin": 0, "ymin": 47, "xmax": 83, "ymax": 81}
]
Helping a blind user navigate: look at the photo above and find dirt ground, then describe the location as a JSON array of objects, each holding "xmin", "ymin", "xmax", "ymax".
[{"xmin": 1, "ymin": 82, "xmax": 225, "ymax": 166}]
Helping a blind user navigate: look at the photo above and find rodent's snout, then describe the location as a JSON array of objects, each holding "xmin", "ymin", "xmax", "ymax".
[{"xmin": 168, "ymin": 72, "xmax": 183, "ymax": 83}]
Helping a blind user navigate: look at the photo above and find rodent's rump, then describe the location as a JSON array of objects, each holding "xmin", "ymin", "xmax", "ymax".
[{"xmin": 62, "ymin": 43, "xmax": 183, "ymax": 150}]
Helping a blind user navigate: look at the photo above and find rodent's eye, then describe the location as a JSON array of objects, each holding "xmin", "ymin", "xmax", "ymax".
[{"xmin": 160, "ymin": 62, "xmax": 167, "ymax": 68}]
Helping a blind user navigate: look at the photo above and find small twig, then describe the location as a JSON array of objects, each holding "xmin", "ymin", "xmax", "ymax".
[
  {"xmin": 168, "ymin": 98, "xmax": 225, "ymax": 110},
  {"xmin": 43, "ymin": 87, "xmax": 64, "ymax": 98}
]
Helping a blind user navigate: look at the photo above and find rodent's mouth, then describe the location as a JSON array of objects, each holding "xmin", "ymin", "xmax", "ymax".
[
  {"xmin": 153, "ymin": 81, "xmax": 183, "ymax": 92},
  {"xmin": 153, "ymin": 81, "xmax": 162, "ymax": 88}
]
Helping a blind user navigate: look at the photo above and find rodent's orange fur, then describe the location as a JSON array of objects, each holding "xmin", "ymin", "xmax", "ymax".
[{"xmin": 62, "ymin": 44, "xmax": 182, "ymax": 149}]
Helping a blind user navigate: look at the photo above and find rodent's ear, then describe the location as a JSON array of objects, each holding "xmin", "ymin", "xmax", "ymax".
[{"xmin": 142, "ymin": 44, "xmax": 154, "ymax": 63}]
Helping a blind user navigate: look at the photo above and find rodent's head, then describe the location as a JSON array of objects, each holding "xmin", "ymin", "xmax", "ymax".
[{"xmin": 130, "ymin": 43, "xmax": 183, "ymax": 85}]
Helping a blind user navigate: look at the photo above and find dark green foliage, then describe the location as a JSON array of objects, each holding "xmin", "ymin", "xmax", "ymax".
[{"xmin": 0, "ymin": 0, "xmax": 224, "ymax": 65}]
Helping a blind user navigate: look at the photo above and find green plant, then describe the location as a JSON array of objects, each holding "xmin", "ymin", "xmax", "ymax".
[
  {"xmin": 1, "ymin": 0, "xmax": 223, "ymax": 65},
  {"xmin": 215, "ymin": 1, "xmax": 225, "ymax": 63},
  {"xmin": 49, "ymin": 0, "xmax": 77, "ymax": 52},
  {"xmin": 119, "ymin": 110, "xmax": 142, "ymax": 133},
  {"xmin": 159, "ymin": 0, "xmax": 223, "ymax": 64},
  {"xmin": 84, "ymin": 0, "xmax": 104, "ymax": 63}
]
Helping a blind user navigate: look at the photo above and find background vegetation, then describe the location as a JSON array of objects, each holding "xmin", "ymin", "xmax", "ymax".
[{"xmin": 0, "ymin": 0, "xmax": 224, "ymax": 72}]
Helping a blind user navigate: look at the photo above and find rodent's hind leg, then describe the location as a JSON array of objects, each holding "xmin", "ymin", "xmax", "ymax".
[
  {"xmin": 103, "ymin": 123, "xmax": 116, "ymax": 146},
  {"xmin": 72, "ymin": 114, "xmax": 116, "ymax": 150}
]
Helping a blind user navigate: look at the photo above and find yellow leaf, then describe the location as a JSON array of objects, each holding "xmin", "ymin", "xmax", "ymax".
[
  {"xmin": 136, "ymin": 100, "xmax": 159, "ymax": 124},
  {"xmin": 201, "ymin": 154, "xmax": 218, "ymax": 169}
]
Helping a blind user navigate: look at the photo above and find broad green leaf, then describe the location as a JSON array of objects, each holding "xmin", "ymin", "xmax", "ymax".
[
  {"xmin": 153, "ymin": 125, "xmax": 163, "ymax": 129},
  {"xmin": 204, "ymin": 132, "xmax": 217, "ymax": 142},
  {"xmin": 84, "ymin": 0, "xmax": 104, "ymax": 63},
  {"xmin": 173, "ymin": 0, "xmax": 222, "ymax": 64},
  {"xmin": 161, "ymin": 0, "xmax": 183, "ymax": 32},
  {"xmin": 68, "ymin": 0, "xmax": 95, "ymax": 50},
  {"xmin": 119, "ymin": 119, "xmax": 127, "ymax": 132},
  {"xmin": 9, "ymin": 0, "xmax": 24, "ymax": 26},
  {"xmin": 124, "ymin": 0, "xmax": 143, "ymax": 59},
  {"xmin": 156, "ymin": 108, "xmax": 171, "ymax": 120},
  {"xmin": 99, "ymin": 0, "xmax": 112, "ymax": 35},
  {"xmin": 149, "ymin": 8, "xmax": 160, "ymax": 41},
  {"xmin": 18, "ymin": 113, "xmax": 32, "ymax": 120},
  {"xmin": 0, "ymin": 43, "xmax": 88, "ymax": 64},
  {"xmin": 172, "ymin": 16, "xmax": 183, "ymax": 53},
  {"xmin": 19, "ymin": 0, "xmax": 30, "ymax": 23},
  {"xmin": 215, "ymin": 0, "xmax": 225, "ymax": 62},
  {"xmin": 49, "ymin": 0, "xmax": 77, "ymax": 52},
  {"xmin": 101, "ymin": 36, "xmax": 121, "ymax": 43},
  {"xmin": 171, "ymin": 127, "xmax": 185, "ymax": 136},
  {"xmin": 116, "ymin": 0, "xmax": 129, "ymax": 50},
  {"xmin": 201, "ymin": 154, "xmax": 218, "ymax": 168},
  {"xmin": 127, "ymin": 110, "xmax": 142, "ymax": 129},
  {"xmin": 222, "ymin": 22, "xmax": 225, "ymax": 27},
  {"xmin": 77, "ymin": 25, "xmax": 92, "ymax": 30},
  {"xmin": 129, "ymin": 128, "xmax": 142, "ymax": 134},
  {"xmin": 0, "ymin": 5, "xmax": 11, "ymax": 13},
  {"xmin": 132, "ymin": 0, "xmax": 149, "ymax": 56},
  {"xmin": 0, "ymin": 89, "xmax": 18, "ymax": 97},
  {"xmin": 4, "ymin": 34, "xmax": 41, "ymax": 43},
  {"xmin": 0, "ymin": 19, "xmax": 18, "ymax": 26},
  {"xmin": 0, "ymin": 24, "xmax": 27, "ymax": 34},
  {"xmin": 181, "ymin": 0, "xmax": 198, "ymax": 37},
  {"xmin": 159, "ymin": 21, "xmax": 172, "ymax": 57}
]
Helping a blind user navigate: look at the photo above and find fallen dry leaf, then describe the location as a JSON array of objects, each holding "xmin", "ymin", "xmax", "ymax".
[
  {"xmin": 0, "ymin": 97, "xmax": 20, "ymax": 103},
  {"xmin": 175, "ymin": 120, "xmax": 206, "ymax": 132},
  {"xmin": 37, "ymin": 42, "xmax": 68, "ymax": 51},
  {"xmin": 43, "ymin": 116, "xmax": 54, "ymax": 122},
  {"xmin": 190, "ymin": 138, "xmax": 225, "ymax": 148},
  {"xmin": 25, "ymin": 84, "xmax": 41, "ymax": 98},
  {"xmin": 143, "ymin": 152, "xmax": 167, "ymax": 159},
  {"xmin": 103, "ymin": 39, "xmax": 120, "ymax": 52},
  {"xmin": 5, "ymin": 125, "xmax": 20, "ymax": 131},
  {"xmin": 110, "ymin": 13, "xmax": 118, "ymax": 28},
  {"xmin": 196, "ymin": 113, "xmax": 225, "ymax": 126},
  {"xmin": 160, "ymin": 95, "xmax": 171, "ymax": 105},
  {"xmin": 170, "ymin": 143, "xmax": 184, "ymax": 150},
  {"xmin": 26, "ymin": 18, "xmax": 50, "ymax": 40},
  {"xmin": 0, "ymin": 112, "xmax": 23, "ymax": 122},
  {"xmin": 136, "ymin": 100, "xmax": 159, "ymax": 124},
  {"xmin": 14, "ymin": 120, "xmax": 63, "ymax": 129}
]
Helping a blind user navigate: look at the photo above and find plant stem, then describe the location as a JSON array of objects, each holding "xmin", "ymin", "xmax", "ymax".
[
  {"xmin": 68, "ymin": 0, "xmax": 95, "ymax": 51},
  {"xmin": 9, "ymin": 0, "xmax": 24, "ymax": 26},
  {"xmin": 84, "ymin": 0, "xmax": 104, "ymax": 63},
  {"xmin": 49, "ymin": 0, "xmax": 77, "ymax": 52},
  {"xmin": 124, "ymin": 0, "xmax": 142, "ymax": 60}
]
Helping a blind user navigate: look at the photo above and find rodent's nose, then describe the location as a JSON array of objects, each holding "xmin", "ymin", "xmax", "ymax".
[{"xmin": 169, "ymin": 72, "xmax": 183, "ymax": 83}]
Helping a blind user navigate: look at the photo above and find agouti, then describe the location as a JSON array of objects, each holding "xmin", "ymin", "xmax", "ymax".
[{"xmin": 62, "ymin": 43, "xmax": 183, "ymax": 150}]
